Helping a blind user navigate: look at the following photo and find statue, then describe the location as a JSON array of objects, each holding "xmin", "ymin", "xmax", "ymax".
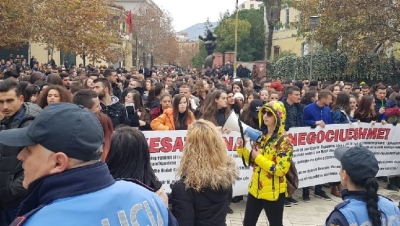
[{"xmin": 199, "ymin": 29, "xmax": 217, "ymax": 69}]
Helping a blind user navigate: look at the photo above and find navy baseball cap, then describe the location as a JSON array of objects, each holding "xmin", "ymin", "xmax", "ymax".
[
  {"xmin": 250, "ymin": 99, "xmax": 264, "ymax": 118},
  {"xmin": 334, "ymin": 146, "xmax": 379, "ymax": 183},
  {"xmin": 0, "ymin": 103, "xmax": 104, "ymax": 161}
]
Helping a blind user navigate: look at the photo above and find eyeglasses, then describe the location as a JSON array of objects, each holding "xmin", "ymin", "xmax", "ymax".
[{"xmin": 261, "ymin": 110, "xmax": 274, "ymax": 117}]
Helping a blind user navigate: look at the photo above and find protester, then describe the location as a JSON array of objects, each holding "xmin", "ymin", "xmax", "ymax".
[
  {"xmin": 36, "ymin": 85, "xmax": 71, "ymax": 109},
  {"xmin": 151, "ymin": 94, "xmax": 195, "ymax": 130},
  {"xmin": 0, "ymin": 103, "xmax": 173, "ymax": 225},
  {"xmin": 170, "ymin": 119, "xmax": 238, "ymax": 225},
  {"xmin": 106, "ymin": 126, "xmax": 168, "ymax": 206},
  {"xmin": 325, "ymin": 146, "xmax": 400, "ymax": 225},
  {"xmin": 72, "ymin": 89, "xmax": 101, "ymax": 113},
  {"xmin": 235, "ymin": 101, "xmax": 293, "ymax": 226},
  {"xmin": 0, "ymin": 79, "xmax": 42, "ymax": 226}
]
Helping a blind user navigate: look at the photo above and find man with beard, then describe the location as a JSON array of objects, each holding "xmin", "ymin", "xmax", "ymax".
[{"xmin": 93, "ymin": 78, "xmax": 139, "ymax": 128}]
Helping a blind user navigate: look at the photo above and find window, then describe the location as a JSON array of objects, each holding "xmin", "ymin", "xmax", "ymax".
[
  {"xmin": 250, "ymin": 4, "xmax": 254, "ymax": 8},
  {"xmin": 241, "ymin": 4, "xmax": 245, "ymax": 9},
  {"xmin": 286, "ymin": 8, "xmax": 290, "ymax": 25}
]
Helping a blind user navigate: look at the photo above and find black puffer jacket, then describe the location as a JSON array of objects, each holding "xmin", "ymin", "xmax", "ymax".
[
  {"xmin": 0, "ymin": 102, "xmax": 42, "ymax": 209},
  {"xmin": 170, "ymin": 179, "xmax": 232, "ymax": 226},
  {"xmin": 100, "ymin": 95, "xmax": 139, "ymax": 128}
]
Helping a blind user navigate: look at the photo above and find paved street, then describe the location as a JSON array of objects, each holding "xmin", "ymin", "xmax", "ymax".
[{"xmin": 226, "ymin": 181, "xmax": 400, "ymax": 226}]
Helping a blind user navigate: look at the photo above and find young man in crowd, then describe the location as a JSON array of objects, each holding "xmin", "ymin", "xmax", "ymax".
[
  {"xmin": 93, "ymin": 78, "xmax": 139, "ymax": 128},
  {"xmin": 0, "ymin": 103, "xmax": 174, "ymax": 225},
  {"xmin": 0, "ymin": 79, "xmax": 42, "ymax": 226},
  {"xmin": 302, "ymin": 89, "xmax": 334, "ymax": 202},
  {"xmin": 281, "ymin": 86, "xmax": 303, "ymax": 206},
  {"xmin": 103, "ymin": 69, "xmax": 121, "ymax": 99},
  {"xmin": 72, "ymin": 89, "xmax": 101, "ymax": 113}
]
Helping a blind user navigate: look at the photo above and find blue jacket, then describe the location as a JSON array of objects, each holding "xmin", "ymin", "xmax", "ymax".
[
  {"xmin": 303, "ymin": 102, "xmax": 332, "ymax": 126},
  {"xmin": 13, "ymin": 162, "xmax": 171, "ymax": 226},
  {"xmin": 326, "ymin": 190, "xmax": 400, "ymax": 226}
]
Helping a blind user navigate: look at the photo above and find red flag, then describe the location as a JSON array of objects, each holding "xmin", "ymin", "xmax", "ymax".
[{"xmin": 126, "ymin": 10, "xmax": 132, "ymax": 33}]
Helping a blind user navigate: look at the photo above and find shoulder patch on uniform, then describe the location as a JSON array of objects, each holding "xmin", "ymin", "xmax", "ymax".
[{"xmin": 334, "ymin": 200, "xmax": 350, "ymax": 210}]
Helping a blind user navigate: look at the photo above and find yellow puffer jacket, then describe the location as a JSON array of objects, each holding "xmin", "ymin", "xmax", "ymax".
[{"xmin": 236, "ymin": 101, "xmax": 293, "ymax": 201}]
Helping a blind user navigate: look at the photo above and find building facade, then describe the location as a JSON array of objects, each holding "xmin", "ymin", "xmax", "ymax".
[{"xmin": 239, "ymin": 0, "xmax": 264, "ymax": 10}]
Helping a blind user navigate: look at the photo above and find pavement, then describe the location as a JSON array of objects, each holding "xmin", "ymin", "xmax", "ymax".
[{"xmin": 226, "ymin": 181, "xmax": 400, "ymax": 226}]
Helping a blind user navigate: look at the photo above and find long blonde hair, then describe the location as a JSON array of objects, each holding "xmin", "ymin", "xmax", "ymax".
[{"xmin": 177, "ymin": 119, "xmax": 238, "ymax": 192}]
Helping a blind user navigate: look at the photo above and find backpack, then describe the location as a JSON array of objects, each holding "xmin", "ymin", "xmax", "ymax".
[{"xmin": 276, "ymin": 135, "xmax": 299, "ymax": 197}]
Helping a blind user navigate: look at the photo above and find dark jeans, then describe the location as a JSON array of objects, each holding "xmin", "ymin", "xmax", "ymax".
[
  {"xmin": 243, "ymin": 193, "xmax": 285, "ymax": 226},
  {"xmin": 303, "ymin": 185, "xmax": 322, "ymax": 195},
  {"xmin": 0, "ymin": 207, "xmax": 19, "ymax": 226}
]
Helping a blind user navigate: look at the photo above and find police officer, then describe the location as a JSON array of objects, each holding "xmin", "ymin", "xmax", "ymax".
[{"xmin": 326, "ymin": 146, "xmax": 400, "ymax": 225}]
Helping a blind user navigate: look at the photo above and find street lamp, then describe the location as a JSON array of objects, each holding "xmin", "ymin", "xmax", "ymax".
[
  {"xmin": 309, "ymin": 16, "xmax": 319, "ymax": 81},
  {"xmin": 135, "ymin": 18, "xmax": 155, "ymax": 69}
]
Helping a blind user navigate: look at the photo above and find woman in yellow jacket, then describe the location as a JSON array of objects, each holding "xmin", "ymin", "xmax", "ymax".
[
  {"xmin": 151, "ymin": 94, "xmax": 195, "ymax": 130},
  {"xmin": 235, "ymin": 101, "xmax": 293, "ymax": 226}
]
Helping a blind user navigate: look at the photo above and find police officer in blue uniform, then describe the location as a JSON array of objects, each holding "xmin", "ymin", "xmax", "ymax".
[{"xmin": 326, "ymin": 146, "xmax": 400, "ymax": 226}]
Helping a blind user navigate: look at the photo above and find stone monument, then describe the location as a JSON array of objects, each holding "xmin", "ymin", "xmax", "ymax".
[{"xmin": 199, "ymin": 29, "xmax": 217, "ymax": 69}]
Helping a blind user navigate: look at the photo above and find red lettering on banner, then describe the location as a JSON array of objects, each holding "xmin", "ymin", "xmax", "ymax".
[
  {"xmin": 223, "ymin": 137, "xmax": 235, "ymax": 151},
  {"xmin": 298, "ymin": 133, "xmax": 306, "ymax": 145},
  {"xmin": 160, "ymin": 137, "xmax": 172, "ymax": 153},
  {"xmin": 384, "ymin": 128, "xmax": 390, "ymax": 140},
  {"xmin": 339, "ymin": 129, "xmax": 347, "ymax": 142},
  {"xmin": 367, "ymin": 128, "xmax": 377, "ymax": 139},
  {"xmin": 287, "ymin": 133, "xmax": 296, "ymax": 146},
  {"xmin": 325, "ymin": 130, "xmax": 334, "ymax": 142},
  {"xmin": 172, "ymin": 137, "xmax": 184, "ymax": 152},
  {"xmin": 358, "ymin": 128, "xmax": 368, "ymax": 139},
  {"xmin": 306, "ymin": 132, "xmax": 316, "ymax": 144},
  {"xmin": 148, "ymin": 137, "xmax": 161, "ymax": 153}
]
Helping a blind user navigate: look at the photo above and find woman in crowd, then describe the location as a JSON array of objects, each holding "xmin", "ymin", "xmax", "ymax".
[
  {"xmin": 354, "ymin": 95, "xmax": 383, "ymax": 124},
  {"xmin": 328, "ymin": 84, "xmax": 341, "ymax": 97},
  {"xmin": 125, "ymin": 90, "xmax": 151, "ymax": 131},
  {"xmin": 106, "ymin": 127, "xmax": 168, "ymax": 206},
  {"xmin": 245, "ymin": 91, "xmax": 260, "ymax": 110},
  {"xmin": 235, "ymin": 101, "xmax": 293, "ymax": 226},
  {"xmin": 37, "ymin": 85, "xmax": 71, "ymax": 109},
  {"xmin": 226, "ymin": 90, "xmax": 235, "ymax": 109},
  {"xmin": 201, "ymin": 90, "xmax": 230, "ymax": 128},
  {"xmin": 259, "ymin": 89, "xmax": 269, "ymax": 103},
  {"xmin": 150, "ymin": 93, "xmax": 172, "ymax": 120},
  {"xmin": 193, "ymin": 79, "xmax": 208, "ymax": 107},
  {"xmin": 170, "ymin": 120, "xmax": 238, "ymax": 225},
  {"xmin": 331, "ymin": 91, "xmax": 352, "ymax": 124},
  {"xmin": 93, "ymin": 111, "xmax": 114, "ymax": 161},
  {"xmin": 326, "ymin": 146, "xmax": 400, "ymax": 225},
  {"xmin": 151, "ymin": 94, "xmax": 195, "ymax": 130},
  {"xmin": 146, "ymin": 82, "xmax": 165, "ymax": 110},
  {"xmin": 24, "ymin": 84, "xmax": 40, "ymax": 103},
  {"xmin": 349, "ymin": 95, "xmax": 357, "ymax": 119},
  {"xmin": 232, "ymin": 92, "xmax": 245, "ymax": 115},
  {"xmin": 300, "ymin": 90, "xmax": 318, "ymax": 106},
  {"xmin": 83, "ymin": 78, "xmax": 94, "ymax": 89},
  {"xmin": 232, "ymin": 81, "xmax": 244, "ymax": 95},
  {"xmin": 269, "ymin": 91, "xmax": 279, "ymax": 101}
]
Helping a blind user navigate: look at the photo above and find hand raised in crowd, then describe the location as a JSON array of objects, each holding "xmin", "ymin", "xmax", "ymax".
[
  {"xmin": 379, "ymin": 107, "xmax": 385, "ymax": 114},
  {"xmin": 216, "ymin": 126, "xmax": 231, "ymax": 134}
]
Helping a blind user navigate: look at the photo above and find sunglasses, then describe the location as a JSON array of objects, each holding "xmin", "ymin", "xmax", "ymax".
[{"xmin": 261, "ymin": 109, "xmax": 274, "ymax": 117}]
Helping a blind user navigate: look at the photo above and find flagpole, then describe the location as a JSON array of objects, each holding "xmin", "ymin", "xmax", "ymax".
[{"xmin": 233, "ymin": 0, "xmax": 239, "ymax": 78}]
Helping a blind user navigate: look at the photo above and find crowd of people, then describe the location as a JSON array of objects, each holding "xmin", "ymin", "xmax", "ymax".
[{"xmin": 0, "ymin": 55, "xmax": 400, "ymax": 225}]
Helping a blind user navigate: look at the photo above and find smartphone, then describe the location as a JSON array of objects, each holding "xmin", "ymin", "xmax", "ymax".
[{"xmin": 125, "ymin": 103, "xmax": 135, "ymax": 114}]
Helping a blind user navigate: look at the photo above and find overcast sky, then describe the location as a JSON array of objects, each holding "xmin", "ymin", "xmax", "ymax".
[{"xmin": 152, "ymin": 0, "xmax": 247, "ymax": 31}]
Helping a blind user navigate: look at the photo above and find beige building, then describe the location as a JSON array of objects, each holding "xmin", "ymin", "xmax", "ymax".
[
  {"xmin": 270, "ymin": 7, "xmax": 305, "ymax": 60},
  {"xmin": 239, "ymin": 0, "xmax": 264, "ymax": 10},
  {"xmin": 175, "ymin": 32, "xmax": 200, "ymax": 68}
]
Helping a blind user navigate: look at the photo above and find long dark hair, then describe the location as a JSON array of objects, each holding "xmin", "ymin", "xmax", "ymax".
[
  {"xmin": 331, "ymin": 91, "xmax": 351, "ymax": 115},
  {"xmin": 301, "ymin": 90, "xmax": 317, "ymax": 106},
  {"xmin": 146, "ymin": 83, "xmax": 165, "ymax": 108},
  {"xmin": 201, "ymin": 90, "xmax": 230, "ymax": 126},
  {"xmin": 355, "ymin": 95, "xmax": 376, "ymax": 118},
  {"xmin": 173, "ymin": 94, "xmax": 189, "ymax": 129},
  {"xmin": 354, "ymin": 177, "xmax": 381, "ymax": 226},
  {"xmin": 24, "ymin": 84, "xmax": 40, "ymax": 103},
  {"xmin": 106, "ymin": 127, "xmax": 160, "ymax": 189}
]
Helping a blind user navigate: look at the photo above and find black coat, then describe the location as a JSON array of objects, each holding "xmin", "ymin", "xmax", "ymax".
[
  {"xmin": 170, "ymin": 180, "xmax": 231, "ymax": 226},
  {"xmin": 0, "ymin": 103, "xmax": 42, "ymax": 209}
]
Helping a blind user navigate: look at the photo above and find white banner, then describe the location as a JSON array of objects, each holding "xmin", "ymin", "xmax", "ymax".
[{"xmin": 144, "ymin": 123, "xmax": 400, "ymax": 196}]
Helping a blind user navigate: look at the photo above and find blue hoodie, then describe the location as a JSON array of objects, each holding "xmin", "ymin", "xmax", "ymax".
[{"xmin": 303, "ymin": 102, "xmax": 332, "ymax": 126}]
